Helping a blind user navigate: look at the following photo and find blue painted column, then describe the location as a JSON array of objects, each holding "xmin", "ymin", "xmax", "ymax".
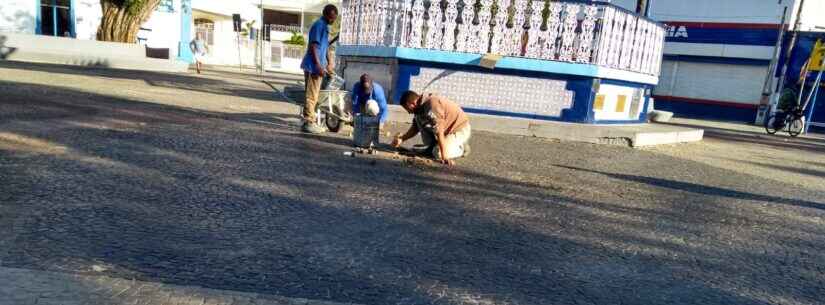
[
  {"xmin": 177, "ymin": 0, "xmax": 194, "ymax": 63},
  {"xmin": 69, "ymin": 0, "xmax": 76, "ymax": 37},
  {"xmin": 35, "ymin": 0, "xmax": 41, "ymax": 34}
]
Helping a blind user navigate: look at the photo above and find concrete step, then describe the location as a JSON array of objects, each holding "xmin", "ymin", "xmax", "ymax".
[
  {"xmin": 385, "ymin": 105, "xmax": 703, "ymax": 147},
  {"xmin": 5, "ymin": 51, "xmax": 189, "ymax": 73},
  {"xmin": 1, "ymin": 32, "xmax": 188, "ymax": 73}
]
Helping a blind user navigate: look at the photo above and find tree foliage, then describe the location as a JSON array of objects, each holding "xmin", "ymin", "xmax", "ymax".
[{"xmin": 97, "ymin": 0, "xmax": 162, "ymax": 43}]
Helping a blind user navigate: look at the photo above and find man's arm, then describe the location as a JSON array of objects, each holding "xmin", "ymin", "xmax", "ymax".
[
  {"xmin": 392, "ymin": 122, "xmax": 419, "ymax": 148},
  {"xmin": 310, "ymin": 42, "xmax": 324, "ymax": 76},
  {"xmin": 376, "ymin": 87, "xmax": 389, "ymax": 123},
  {"xmin": 351, "ymin": 84, "xmax": 360, "ymax": 114},
  {"xmin": 429, "ymin": 99, "xmax": 453, "ymax": 165},
  {"xmin": 399, "ymin": 123, "xmax": 419, "ymax": 141},
  {"xmin": 435, "ymin": 128, "xmax": 452, "ymax": 165}
]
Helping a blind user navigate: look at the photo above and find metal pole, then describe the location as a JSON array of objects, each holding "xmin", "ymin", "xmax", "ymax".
[
  {"xmin": 772, "ymin": 0, "xmax": 806, "ymax": 110},
  {"xmin": 260, "ymin": 0, "xmax": 264, "ymax": 76},
  {"xmin": 238, "ymin": 31, "xmax": 243, "ymax": 71},
  {"xmin": 756, "ymin": 6, "xmax": 789, "ymax": 124},
  {"xmin": 804, "ymin": 69, "xmax": 823, "ymax": 134}
]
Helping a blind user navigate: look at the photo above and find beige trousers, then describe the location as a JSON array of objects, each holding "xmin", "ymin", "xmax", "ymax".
[
  {"xmin": 431, "ymin": 124, "xmax": 472, "ymax": 160},
  {"xmin": 303, "ymin": 72, "xmax": 323, "ymax": 123}
]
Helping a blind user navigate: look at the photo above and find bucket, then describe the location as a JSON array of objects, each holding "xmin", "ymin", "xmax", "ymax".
[
  {"xmin": 322, "ymin": 74, "xmax": 346, "ymax": 90},
  {"xmin": 353, "ymin": 114, "xmax": 380, "ymax": 148}
]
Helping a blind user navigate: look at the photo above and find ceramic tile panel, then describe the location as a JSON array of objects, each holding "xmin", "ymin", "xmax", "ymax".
[{"xmin": 407, "ymin": 67, "xmax": 574, "ymax": 117}]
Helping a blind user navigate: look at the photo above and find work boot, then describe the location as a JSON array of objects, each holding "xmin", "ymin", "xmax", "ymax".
[
  {"xmin": 302, "ymin": 122, "xmax": 325, "ymax": 134},
  {"xmin": 412, "ymin": 144, "xmax": 435, "ymax": 158}
]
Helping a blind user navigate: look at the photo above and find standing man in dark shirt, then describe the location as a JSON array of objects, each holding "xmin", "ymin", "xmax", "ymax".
[{"xmin": 300, "ymin": 4, "xmax": 338, "ymax": 133}]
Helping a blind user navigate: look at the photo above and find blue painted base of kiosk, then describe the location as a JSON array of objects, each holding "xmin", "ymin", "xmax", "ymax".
[{"xmin": 337, "ymin": 46, "xmax": 659, "ymax": 124}]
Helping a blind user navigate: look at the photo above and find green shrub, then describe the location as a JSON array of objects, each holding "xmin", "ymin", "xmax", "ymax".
[{"xmin": 285, "ymin": 31, "xmax": 305, "ymax": 46}]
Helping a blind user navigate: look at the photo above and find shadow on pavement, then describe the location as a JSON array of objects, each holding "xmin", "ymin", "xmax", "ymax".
[
  {"xmin": 665, "ymin": 121, "xmax": 825, "ymax": 153},
  {"xmin": 735, "ymin": 159, "xmax": 825, "ymax": 179},
  {"xmin": 1, "ymin": 82, "xmax": 824, "ymax": 305},
  {"xmin": 0, "ymin": 36, "xmax": 17, "ymax": 60},
  {"xmin": 0, "ymin": 61, "xmax": 280, "ymax": 102},
  {"xmin": 556, "ymin": 165, "xmax": 825, "ymax": 211}
]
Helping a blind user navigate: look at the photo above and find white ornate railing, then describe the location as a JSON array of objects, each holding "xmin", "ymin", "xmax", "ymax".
[
  {"xmin": 269, "ymin": 24, "xmax": 303, "ymax": 33},
  {"xmin": 339, "ymin": 0, "xmax": 666, "ymax": 77}
]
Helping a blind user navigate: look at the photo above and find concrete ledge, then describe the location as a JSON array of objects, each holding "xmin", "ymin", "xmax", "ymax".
[
  {"xmin": 4, "ymin": 51, "xmax": 189, "ymax": 73},
  {"xmin": 386, "ymin": 105, "xmax": 703, "ymax": 147},
  {"xmin": 0, "ymin": 32, "xmax": 188, "ymax": 73}
]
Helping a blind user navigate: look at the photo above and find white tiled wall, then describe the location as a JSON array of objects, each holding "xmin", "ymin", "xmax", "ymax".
[{"xmin": 407, "ymin": 67, "xmax": 575, "ymax": 117}]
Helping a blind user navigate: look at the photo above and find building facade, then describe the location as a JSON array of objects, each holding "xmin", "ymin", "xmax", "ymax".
[
  {"xmin": 0, "ymin": 0, "xmax": 337, "ymax": 72},
  {"xmin": 0, "ymin": 0, "xmax": 190, "ymax": 60},
  {"xmin": 611, "ymin": 0, "xmax": 825, "ymax": 122}
]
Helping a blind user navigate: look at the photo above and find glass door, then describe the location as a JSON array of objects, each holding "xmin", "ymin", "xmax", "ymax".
[{"xmin": 40, "ymin": 0, "xmax": 73, "ymax": 37}]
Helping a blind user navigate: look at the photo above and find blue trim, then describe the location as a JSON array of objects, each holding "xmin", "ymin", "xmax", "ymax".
[
  {"xmin": 599, "ymin": 78, "xmax": 651, "ymax": 89},
  {"xmin": 338, "ymin": 46, "xmax": 659, "ymax": 85},
  {"xmin": 640, "ymin": 94, "xmax": 651, "ymax": 122},
  {"xmin": 462, "ymin": 107, "xmax": 563, "ymax": 121},
  {"xmin": 35, "ymin": 0, "xmax": 41, "ymax": 34},
  {"xmin": 392, "ymin": 61, "xmax": 650, "ymax": 124},
  {"xmin": 177, "ymin": 0, "xmax": 194, "ymax": 63},
  {"xmin": 36, "ymin": 0, "xmax": 75, "ymax": 37},
  {"xmin": 591, "ymin": 119, "xmax": 647, "ymax": 124},
  {"xmin": 662, "ymin": 55, "xmax": 771, "ymax": 66},
  {"xmin": 69, "ymin": 0, "xmax": 75, "ymax": 37},
  {"xmin": 643, "ymin": 0, "xmax": 651, "ymax": 18},
  {"xmin": 664, "ymin": 27, "xmax": 780, "ymax": 46},
  {"xmin": 588, "ymin": 79, "xmax": 652, "ymax": 124},
  {"xmin": 568, "ymin": 78, "xmax": 598, "ymax": 123},
  {"xmin": 52, "ymin": 4, "xmax": 57, "ymax": 36},
  {"xmin": 655, "ymin": 99, "xmax": 757, "ymax": 122}
]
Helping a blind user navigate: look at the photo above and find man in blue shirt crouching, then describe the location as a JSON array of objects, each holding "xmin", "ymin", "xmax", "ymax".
[{"xmin": 351, "ymin": 74, "xmax": 388, "ymax": 126}]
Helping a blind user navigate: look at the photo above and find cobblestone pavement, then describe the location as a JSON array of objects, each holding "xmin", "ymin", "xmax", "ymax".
[
  {"xmin": 0, "ymin": 266, "xmax": 357, "ymax": 305},
  {"xmin": 1, "ymin": 62, "xmax": 824, "ymax": 305}
]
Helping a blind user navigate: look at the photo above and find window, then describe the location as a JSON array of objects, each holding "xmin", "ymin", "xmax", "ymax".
[
  {"xmin": 39, "ymin": 0, "xmax": 72, "ymax": 37},
  {"xmin": 157, "ymin": 0, "xmax": 175, "ymax": 13},
  {"xmin": 194, "ymin": 18, "xmax": 215, "ymax": 46}
]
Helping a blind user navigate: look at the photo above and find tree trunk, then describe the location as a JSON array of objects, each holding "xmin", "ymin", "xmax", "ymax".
[{"xmin": 97, "ymin": 0, "xmax": 162, "ymax": 43}]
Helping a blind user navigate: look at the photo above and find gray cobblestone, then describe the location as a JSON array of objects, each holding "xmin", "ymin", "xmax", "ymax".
[
  {"xmin": 0, "ymin": 267, "xmax": 356, "ymax": 305},
  {"xmin": 1, "ymin": 62, "xmax": 823, "ymax": 305}
]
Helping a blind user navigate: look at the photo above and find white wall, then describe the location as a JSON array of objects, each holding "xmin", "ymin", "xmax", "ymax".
[
  {"xmin": 795, "ymin": 0, "xmax": 825, "ymax": 32},
  {"xmin": 142, "ymin": 5, "xmax": 182, "ymax": 55},
  {"xmin": 654, "ymin": 60, "xmax": 768, "ymax": 104},
  {"xmin": 608, "ymin": 0, "xmax": 638, "ymax": 12},
  {"xmin": 192, "ymin": 0, "xmax": 261, "ymax": 25},
  {"xmin": 594, "ymin": 84, "xmax": 644, "ymax": 121},
  {"xmin": 663, "ymin": 43, "xmax": 775, "ymax": 60},
  {"xmin": 74, "ymin": 0, "xmax": 102, "ymax": 40},
  {"xmin": 649, "ymin": 0, "xmax": 789, "ymax": 24},
  {"xmin": 0, "ymin": 0, "xmax": 37, "ymax": 34}
]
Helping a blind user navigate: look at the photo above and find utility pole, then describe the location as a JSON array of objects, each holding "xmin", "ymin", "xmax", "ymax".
[
  {"xmin": 636, "ymin": 0, "xmax": 650, "ymax": 17},
  {"xmin": 771, "ymin": 0, "xmax": 807, "ymax": 113},
  {"xmin": 755, "ymin": 6, "xmax": 788, "ymax": 124},
  {"xmin": 259, "ymin": 0, "xmax": 264, "ymax": 76}
]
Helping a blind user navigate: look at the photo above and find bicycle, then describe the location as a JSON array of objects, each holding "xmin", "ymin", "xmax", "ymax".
[{"xmin": 765, "ymin": 106, "xmax": 805, "ymax": 137}]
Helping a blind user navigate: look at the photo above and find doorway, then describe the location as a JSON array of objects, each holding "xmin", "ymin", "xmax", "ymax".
[{"xmin": 39, "ymin": 0, "xmax": 74, "ymax": 37}]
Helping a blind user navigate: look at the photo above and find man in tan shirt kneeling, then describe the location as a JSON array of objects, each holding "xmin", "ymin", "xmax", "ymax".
[{"xmin": 391, "ymin": 90, "xmax": 472, "ymax": 166}]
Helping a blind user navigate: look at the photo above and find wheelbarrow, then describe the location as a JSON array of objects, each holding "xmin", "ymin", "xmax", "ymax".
[{"xmin": 315, "ymin": 89, "xmax": 351, "ymax": 132}]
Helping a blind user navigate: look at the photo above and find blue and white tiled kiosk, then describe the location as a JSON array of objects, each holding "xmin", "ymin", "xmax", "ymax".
[{"xmin": 335, "ymin": 0, "xmax": 666, "ymax": 124}]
